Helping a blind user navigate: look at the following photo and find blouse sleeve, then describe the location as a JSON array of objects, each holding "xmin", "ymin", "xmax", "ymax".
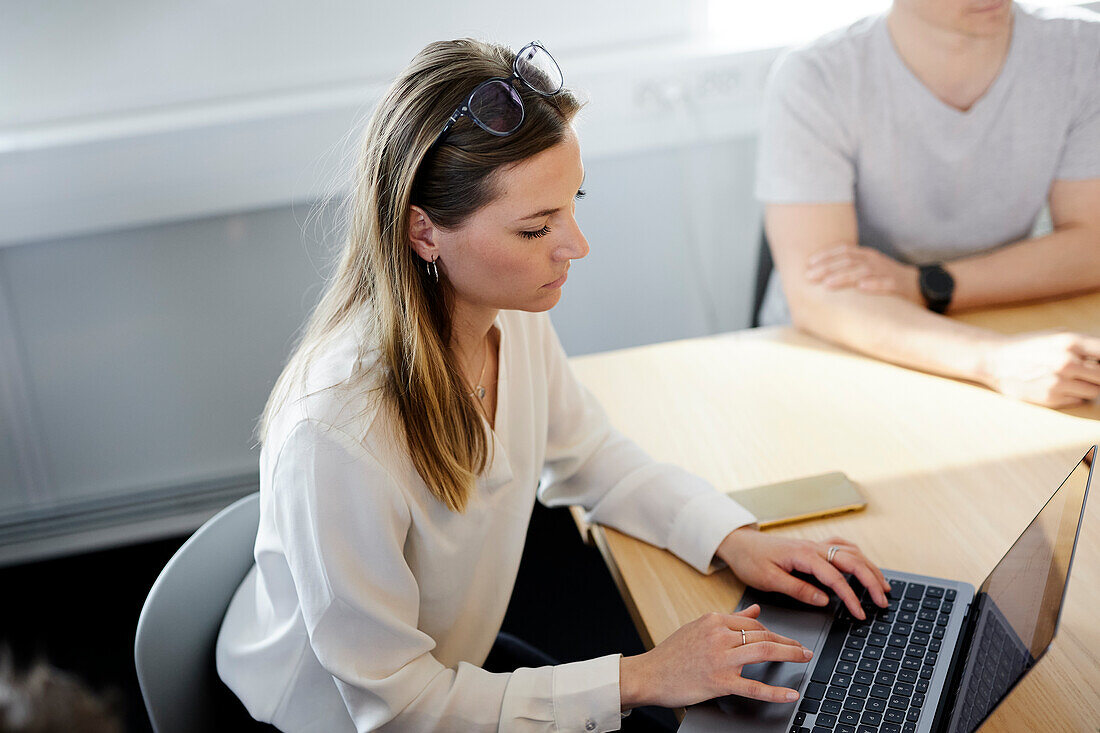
[
  {"xmin": 271, "ymin": 419, "xmax": 623, "ymax": 732},
  {"xmin": 536, "ymin": 316, "xmax": 757, "ymax": 574}
]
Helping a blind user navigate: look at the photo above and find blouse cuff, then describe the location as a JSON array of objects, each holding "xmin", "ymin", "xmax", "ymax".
[
  {"xmin": 552, "ymin": 654, "xmax": 622, "ymax": 732},
  {"xmin": 668, "ymin": 491, "xmax": 758, "ymax": 574}
]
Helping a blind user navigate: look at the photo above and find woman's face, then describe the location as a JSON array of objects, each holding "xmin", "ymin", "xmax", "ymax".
[{"xmin": 431, "ymin": 131, "xmax": 589, "ymax": 314}]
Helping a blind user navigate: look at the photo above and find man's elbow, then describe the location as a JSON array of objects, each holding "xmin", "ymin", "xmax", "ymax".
[{"xmin": 783, "ymin": 286, "xmax": 826, "ymax": 335}]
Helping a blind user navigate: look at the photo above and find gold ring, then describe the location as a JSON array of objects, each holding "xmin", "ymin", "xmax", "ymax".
[
  {"xmin": 827, "ymin": 545, "xmax": 840, "ymax": 563},
  {"xmin": 741, "ymin": 629, "xmax": 747, "ymax": 645}
]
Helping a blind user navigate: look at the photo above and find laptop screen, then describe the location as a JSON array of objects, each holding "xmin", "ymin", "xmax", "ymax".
[{"xmin": 946, "ymin": 446, "xmax": 1094, "ymax": 732}]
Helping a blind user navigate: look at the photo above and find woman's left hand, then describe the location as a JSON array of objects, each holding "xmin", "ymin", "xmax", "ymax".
[
  {"xmin": 715, "ymin": 528, "xmax": 892, "ymax": 621},
  {"xmin": 805, "ymin": 244, "xmax": 922, "ymax": 304}
]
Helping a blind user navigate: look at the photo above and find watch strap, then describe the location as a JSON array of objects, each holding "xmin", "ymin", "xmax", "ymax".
[{"xmin": 919, "ymin": 263, "xmax": 954, "ymax": 314}]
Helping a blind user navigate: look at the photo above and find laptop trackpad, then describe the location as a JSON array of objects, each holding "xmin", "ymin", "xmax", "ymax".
[{"xmin": 709, "ymin": 589, "xmax": 834, "ymax": 728}]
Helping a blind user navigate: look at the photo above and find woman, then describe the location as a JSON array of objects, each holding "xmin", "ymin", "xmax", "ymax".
[{"xmin": 216, "ymin": 39, "xmax": 891, "ymax": 732}]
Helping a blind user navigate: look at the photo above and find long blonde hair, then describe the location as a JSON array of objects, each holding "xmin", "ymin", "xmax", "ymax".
[{"xmin": 260, "ymin": 39, "xmax": 582, "ymax": 512}]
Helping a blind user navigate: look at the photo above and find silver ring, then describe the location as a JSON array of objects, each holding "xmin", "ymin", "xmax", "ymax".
[
  {"xmin": 827, "ymin": 545, "xmax": 840, "ymax": 563},
  {"xmin": 741, "ymin": 628, "xmax": 747, "ymax": 646}
]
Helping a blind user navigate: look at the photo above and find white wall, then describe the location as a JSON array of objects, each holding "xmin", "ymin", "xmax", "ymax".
[{"xmin": 1, "ymin": 1, "xmax": 693, "ymax": 127}]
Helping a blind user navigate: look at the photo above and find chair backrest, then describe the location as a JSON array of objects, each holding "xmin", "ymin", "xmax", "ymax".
[
  {"xmin": 750, "ymin": 226, "xmax": 775, "ymax": 328},
  {"xmin": 135, "ymin": 492, "xmax": 260, "ymax": 733}
]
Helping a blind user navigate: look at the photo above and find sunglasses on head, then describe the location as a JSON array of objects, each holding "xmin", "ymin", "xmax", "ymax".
[{"xmin": 431, "ymin": 41, "xmax": 564, "ymax": 147}]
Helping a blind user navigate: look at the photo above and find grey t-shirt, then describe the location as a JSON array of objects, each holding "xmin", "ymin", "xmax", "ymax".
[{"xmin": 754, "ymin": 3, "xmax": 1100, "ymax": 326}]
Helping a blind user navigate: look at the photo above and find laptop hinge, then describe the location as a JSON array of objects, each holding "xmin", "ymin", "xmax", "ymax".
[{"xmin": 931, "ymin": 595, "xmax": 980, "ymax": 731}]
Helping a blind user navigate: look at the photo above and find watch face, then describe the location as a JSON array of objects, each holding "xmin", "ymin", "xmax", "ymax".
[{"xmin": 922, "ymin": 267, "xmax": 953, "ymax": 299}]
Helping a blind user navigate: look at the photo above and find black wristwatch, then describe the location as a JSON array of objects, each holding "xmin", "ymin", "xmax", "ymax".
[{"xmin": 918, "ymin": 264, "xmax": 955, "ymax": 314}]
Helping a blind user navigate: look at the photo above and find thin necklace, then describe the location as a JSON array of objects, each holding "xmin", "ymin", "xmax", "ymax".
[{"xmin": 469, "ymin": 335, "xmax": 490, "ymax": 401}]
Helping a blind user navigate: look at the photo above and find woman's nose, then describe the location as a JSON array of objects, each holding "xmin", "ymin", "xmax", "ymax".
[{"xmin": 556, "ymin": 217, "xmax": 589, "ymax": 261}]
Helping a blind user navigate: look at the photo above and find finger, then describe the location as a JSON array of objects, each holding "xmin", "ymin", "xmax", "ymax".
[
  {"xmin": 805, "ymin": 262, "xmax": 844, "ymax": 283},
  {"xmin": 807, "ymin": 244, "xmax": 856, "ymax": 267},
  {"xmin": 722, "ymin": 613, "xmax": 766, "ymax": 633},
  {"xmin": 806, "ymin": 255, "xmax": 863, "ymax": 282},
  {"xmin": 1069, "ymin": 336, "xmax": 1100, "ymax": 361},
  {"xmin": 724, "ymin": 676, "xmax": 801, "ymax": 704},
  {"xmin": 733, "ymin": 603, "xmax": 761, "ymax": 619},
  {"xmin": 826, "ymin": 538, "xmax": 891, "ymax": 592},
  {"xmin": 737, "ymin": 628, "xmax": 803, "ymax": 648},
  {"xmin": 824, "ymin": 264, "xmax": 871, "ymax": 285},
  {"xmin": 1036, "ymin": 391, "xmax": 1085, "ymax": 409},
  {"xmin": 799, "ymin": 553, "xmax": 865, "ymax": 619},
  {"xmin": 1063, "ymin": 359, "xmax": 1100, "ymax": 387},
  {"xmin": 732, "ymin": 639, "xmax": 814, "ymax": 667},
  {"xmin": 809, "ymin": 250, "xmax": 861, "ymax": 269},
  {"xmin": 830, "ymin": 552, "xmax": 889, "ymax": 607},
  {"xmin": 806, "ymin": 248, "xmax": 865, "ymax": 271},
  {"xmin": 766, "ymin": 567, "xmax": 830, "ymax": 608},
  {"xmin": 822, "ymin": 268, "xmax": 870, "ymax": 290},
  {"xmin": 1056, "ymin": 378, "xmax": 1100, "ymax": 402},
  {"xmin": 856, "ymin": 276, "xmax": 896, "ymax": 294}
]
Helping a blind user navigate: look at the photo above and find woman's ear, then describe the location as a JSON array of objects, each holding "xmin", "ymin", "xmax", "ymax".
[{"xmin": 408, "ymin": 206, "xmax": 440, "ymax": 263}]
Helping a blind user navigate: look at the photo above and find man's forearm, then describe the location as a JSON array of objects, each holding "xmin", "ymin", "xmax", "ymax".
[
  {"xmin": 949, "ymin": 225, "xmax": 1100, "ymax": 312},
  {"xmin": 788, "ymin": 287, "xmax": 1004, "ymax": 384}
]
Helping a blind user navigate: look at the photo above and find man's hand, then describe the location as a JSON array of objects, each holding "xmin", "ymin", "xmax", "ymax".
[
  {"xmin": 806, "ymin": 244, "xmax": 922, "ymax": 305},
  {"xmin": 979, "ymin": 331, "xmax": 1100, "ymax": 408}
]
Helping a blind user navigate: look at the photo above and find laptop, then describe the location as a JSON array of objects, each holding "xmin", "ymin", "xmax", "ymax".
[{"xmin": 680, "ymin": 445, "xmax": 1095, "ymax": 733}]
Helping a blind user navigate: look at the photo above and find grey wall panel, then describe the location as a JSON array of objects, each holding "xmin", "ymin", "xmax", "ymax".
[
  {"xmin": 0, "ymin": 135, "xmax": 761, "ymax": 511},
  {"xmin": 555, "ymin": 136, "xmax": 760, "ymax": 355},
  {"xmin": 0, "ymin": 414, "xmax": 25, "ymax": 512},
  {"xmin": 0, "ymin": 205, "xmax": 335, "ymax": 505}
]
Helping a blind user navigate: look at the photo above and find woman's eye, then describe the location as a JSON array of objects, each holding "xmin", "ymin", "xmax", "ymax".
[
  {"xmin": 520, "ymin": 225, "xmax": 552, "ymax": 240},
  {"xmin": 575, "ymin": 189, "xmax": 586, "ymax": 199}
]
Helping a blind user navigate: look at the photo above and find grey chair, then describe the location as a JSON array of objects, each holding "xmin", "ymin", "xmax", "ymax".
[
  {"xmin": 750, "ymin": 227, "xmax": 775, "ymax": 328},
  {"xmin": 135, "ymin": 492, "xmax": 263, "ymax": 733}
]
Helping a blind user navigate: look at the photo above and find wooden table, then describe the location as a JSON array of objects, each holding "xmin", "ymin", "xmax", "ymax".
[{"xmin": 568, "ymin": 292, "xmax": 1100, "ymax": 731}]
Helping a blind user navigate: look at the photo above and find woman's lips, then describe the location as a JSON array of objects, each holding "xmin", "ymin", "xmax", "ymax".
[{"xmin": 543, "ymin": 271, "xmax": 568, "ymax": 289}]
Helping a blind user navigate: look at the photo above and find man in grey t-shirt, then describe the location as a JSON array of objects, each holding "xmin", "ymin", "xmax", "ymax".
[{"xmin": 756, "ymin": 0, "xmax": 1100, "ymax": 408}]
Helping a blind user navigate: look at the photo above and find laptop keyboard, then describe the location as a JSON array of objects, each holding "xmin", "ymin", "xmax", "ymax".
[
  {"xmin": 949, "ymin": 604, "xmax": 1027, "ymax": 731},
  {"xmin": 789, "ymin": 577, "xmax": 957, "ymax": 733}
]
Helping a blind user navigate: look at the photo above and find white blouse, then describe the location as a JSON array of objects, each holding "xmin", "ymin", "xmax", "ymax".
[{"xmin": 216, "ymin": 309, "xmax": 757, "ymax": 732}]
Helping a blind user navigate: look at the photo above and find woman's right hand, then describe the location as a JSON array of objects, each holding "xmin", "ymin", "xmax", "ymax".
[{"xmin": 618, "ymin": 603, "xmax": 812, "ymax": 710}]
